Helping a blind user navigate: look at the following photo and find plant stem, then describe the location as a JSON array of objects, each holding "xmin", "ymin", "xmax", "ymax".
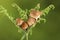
[
  {"xmin": 21, "ymin": 34, "xmax": 25, "ymax": 40},
  {"xmin": 26, "ymin": 33, "xmax": 28, "ymax": 40}
]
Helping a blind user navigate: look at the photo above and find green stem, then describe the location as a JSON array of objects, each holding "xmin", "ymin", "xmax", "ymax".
[
  {"xmin": 42, "ymin": 4, "xmax": 55, "ymax": 16},
  {"xmin": 26, "ymin": 33, "xmax": 28, "ymax": 40},
  {"xmin": 0, "ymin": 6, "xmax": 25, "ymax": 34},
  {"xmin": 30, "ymin": 29, "xmax": 32, "ymax": 35},
  {"xmin": 21, "ymin": 34, "xmax": 25, "ymax": 40}
]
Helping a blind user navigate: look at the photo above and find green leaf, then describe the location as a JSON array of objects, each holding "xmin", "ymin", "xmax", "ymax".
[{"xmin": 42, "ymin": 4, "xmax": 55, "ymax": 16}]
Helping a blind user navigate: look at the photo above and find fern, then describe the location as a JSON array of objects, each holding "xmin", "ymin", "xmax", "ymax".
[{"xmin": 0, "ymin": 3, "xmax": 55, "ymax": 40}]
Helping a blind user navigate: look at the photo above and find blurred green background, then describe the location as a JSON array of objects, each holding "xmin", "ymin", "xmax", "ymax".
[{"xmin": 0, "ymin": 0, "xmax": 60, "ymax": 40}]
